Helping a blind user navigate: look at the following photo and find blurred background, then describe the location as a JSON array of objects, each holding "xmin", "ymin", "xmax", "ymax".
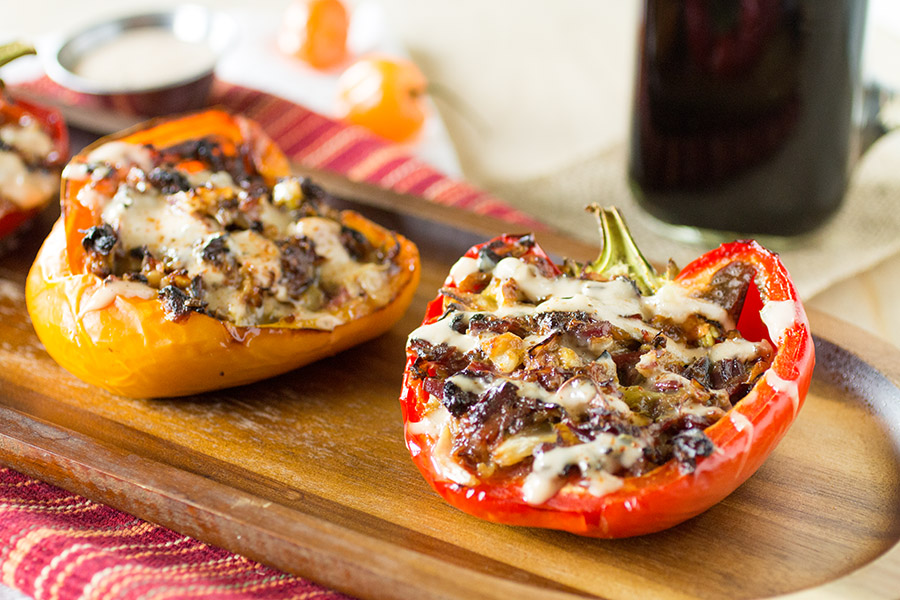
[{"xmin": 5, "ymin": 0, "xmax": 900, "ymax": 342}]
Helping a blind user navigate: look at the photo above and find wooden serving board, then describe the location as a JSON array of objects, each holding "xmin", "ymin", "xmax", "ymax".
[{"xmin": 1, "ymin": 170, "xmax": 899, "ymax": 600}]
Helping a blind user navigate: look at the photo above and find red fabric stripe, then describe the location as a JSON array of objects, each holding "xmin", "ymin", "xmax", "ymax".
[
  {"xmin": 320, "ymin": 138, "xmax": 386, "ymax": 173},
  {"xmin": 15, "ymin": 77, "xmax": 542, "ymax": 225},
  {"xmin": 0, "ymin": 470, "xmax": 354, "ymax": 600},
  {"xmin": 360, "ymin": 156, "xmax": 409, "ymax": 184},
  {"xmin": 405, "ymin": 172, "xmax": 443, "ymax": 197}
]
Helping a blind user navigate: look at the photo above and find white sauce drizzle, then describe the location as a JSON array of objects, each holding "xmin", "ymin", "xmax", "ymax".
[
  {"xmin": 448, "ymin": 256, "xmax": 479, "ymax": 284},
  {"xmin": 493, "ymin": 257, "xmax": 578, "ymax": 301},
  {"xmin": 729, "ymin": 410, "xmax": 756, "ymax": 479},
  {"xmin": 708, "ymin": 338, "xmax": 764, "ymax": 363},
  {"xmin": 760, "ymin": 300, "xmax": 797, "ymax": 344},
  {"xmin": 446, "ymin": 373, "xmax": 489, "ymax": 395},
  {"xmin": 642, "ymin": 282, "xmax": 734, "ymax": 329},
  {"xmin": 552, "ymin": 378, "xmax": 598, "ymax": 415},
  {"xmin": 77, "ymin": 140, "xmax": 396, "ymax": 329},
  {"xmin": 765, "ymin": 368, "xmax": 801, "ymax": 417},
  {"xmin": 407, "ymin": 255, "xmax": 770, "ymax": 504},
  {"xmin": 522, "ymin": 434, "xmax": 644, "ymax": 505},
  {"xmin": 86, "ymin": 141, "xmax": 154, "ymax": 171},
  {"xmin": 406, "ymin": 404, "xmax": 450, "ymax": 439},
  {"xmin": 410, "ymin": 318, "xmax": 479, "ymax": 353}
]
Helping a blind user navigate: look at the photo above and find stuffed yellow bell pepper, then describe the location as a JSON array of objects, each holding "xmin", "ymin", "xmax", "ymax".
[{"xmin": 26, "ymin": 109, "xmax": 420, "ymax": 398}]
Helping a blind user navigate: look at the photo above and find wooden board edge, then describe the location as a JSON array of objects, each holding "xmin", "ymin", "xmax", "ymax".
[
  {"xmin": 806, "ymin": 308, "xmax": 900, "ymax": 389},
  {"xmin": 0, "ymin": 398, "xmax": 597, "ymax": 600},
  {"xmin": 773, "ymin": 307, "xmax": 900, "ymax": 599}
]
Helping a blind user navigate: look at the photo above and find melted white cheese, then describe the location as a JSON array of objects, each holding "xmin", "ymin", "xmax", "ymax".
[
  {"xmin": 61, "ymin": 162, "xmax": 90, "ymax": 181},
  {"xmin": 0, "ymin": 121, "xmax": 54, "ymax": 161},
  {"xmin": 708, "ymin": 338, "xmax": 764, "ymax": 363},
  {"xmin": 491, "ymin": 430, "xmax": 557, "ymax": 467},
  {"xmin": 406, "ymin": 404, "xmax": 450, "ymax": 438},
  {"xmin": 642, "ymin": 282, "xmax": 734, "ymax": 329},
  {"xmin": 86, "ymin": 142, "xmax": 154, "ymax": 171},
  {"xmin": 408, "ymin": 254, "xmax": 769, "ymax": 504},
  {"xmin": 552, "ymin": 378, "xmax": 598, "ymax": 415},
  {"xmin": 77, "ymin": 278, "xmax": 156, "ymax": 317},
  {"xmin": 409, "ymin": 318, "xmax": 479, "ymax": 353},
  {"xmin": 80, "ymin": 140, "xmax": 396, "ymax": 329},
  {"xmin": 293, "ymin": 217, "xmax": 390, "ymax": 304},
  {"xmin": 448, "ymin": 256, "xmax": 479, "ymax": 284},
  {"xmin": 760, "ymin": 299, "xmax": 797, "ymax": 344},
  {"xmin": 102, "ymin": 184, "xmax": 215, "ymax": 272},
  {"xmin": 410, "ymin": 405, "xmax": 477, "ymax": 486},
  {"xmin": 522, "ymin": 434, "xmax": 643, "ymax": 505}
]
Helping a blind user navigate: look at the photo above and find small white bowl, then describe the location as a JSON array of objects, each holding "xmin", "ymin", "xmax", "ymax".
[{"xmin": 42, "ymin": 5, "xmax": 236, "ymax": 116}]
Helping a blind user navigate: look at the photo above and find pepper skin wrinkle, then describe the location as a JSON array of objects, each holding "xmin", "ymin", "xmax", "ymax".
[
  {"xmin": 26, "ymin": 110, "xmax": 420, "ymax": 398},
  {"xmin": 400, "ymin": 223, "xmax": 814, "ymax": 538}
]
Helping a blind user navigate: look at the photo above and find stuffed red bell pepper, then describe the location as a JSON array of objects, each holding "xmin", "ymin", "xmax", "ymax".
[
  {"xmin": 400, "ymin": 206, "xmax": 813, "ymax": 537},
  {"xmin": 26, "ymin": 109, "xmax": 419, "ymax": 398},
  {"xmin": 0, "ymin": 42, "xmax": 68, "ymax": 249}
]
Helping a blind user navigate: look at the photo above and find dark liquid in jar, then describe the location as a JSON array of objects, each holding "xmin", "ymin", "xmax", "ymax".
[{"xmin": 629, "ymin": 0, "xmax": 867, "ymax": 237}]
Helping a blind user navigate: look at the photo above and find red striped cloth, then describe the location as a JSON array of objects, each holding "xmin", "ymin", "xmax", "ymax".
[
  {"xmin": 14, "ymin": 77, "xmax": 543, "ymax": 227},
  {"xmin": 0, "ymin": 79, "xmax": 540, "ymax": 600},
  {"xmin": 0, "ymin": 468, "xmax": 346, "ymax": 600}
]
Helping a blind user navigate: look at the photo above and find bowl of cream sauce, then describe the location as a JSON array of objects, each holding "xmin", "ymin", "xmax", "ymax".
[{"xmin": 43, "ymin": 5, "xmax": 236, "ymax": 116}]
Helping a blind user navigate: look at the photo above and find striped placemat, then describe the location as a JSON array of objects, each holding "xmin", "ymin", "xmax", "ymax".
[
  {"xmin": 0, "ymin": 78, "xmax": 541, "ymax": 600},
  {"xmin": 0, "ymin": 468, "xmax": 348, "ymax": 600}
]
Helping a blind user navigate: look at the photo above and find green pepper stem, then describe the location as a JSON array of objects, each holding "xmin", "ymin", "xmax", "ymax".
[
  {"xmin": 0, "ymin": 42, "xmax": 36, "ymax": 71},
  {"xmin": 583, "ymin": 205, "xmax": 664, "ymax": 295}
]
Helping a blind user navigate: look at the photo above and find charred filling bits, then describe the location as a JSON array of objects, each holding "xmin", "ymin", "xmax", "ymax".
[
  {"xmin": 81, "ymin": 224, "xmax": 118, "ymax": 255},
  {"xmin": 409, "ymin": 236, "xmax": 773, "ymax": 487}
]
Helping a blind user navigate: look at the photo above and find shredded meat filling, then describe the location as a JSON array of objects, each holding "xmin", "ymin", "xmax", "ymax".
[
  {"xmin": 408, "ymin": 235, "xmax": 773, "ymax": 490},
  {"xmin": 75, "ymin": 136, "xmax": 400, "ymax": 327}
]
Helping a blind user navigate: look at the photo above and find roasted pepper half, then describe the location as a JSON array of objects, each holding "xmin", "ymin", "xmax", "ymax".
[
  {"xmin": 26, "ymin": 109, "xmax": 419, "ymax": 398},
  {"xmin": 400, "ymin": 206, "xmax": 813, "ymax": 537},
  {"xmin": 0, "ymin": 42, "xmax": 69, "ymax": 245}
]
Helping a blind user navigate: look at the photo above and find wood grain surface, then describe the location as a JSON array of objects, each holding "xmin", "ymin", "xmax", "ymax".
[{"xmin": 0, "ymin": 176, "xmax": 899, "ymax": 600}]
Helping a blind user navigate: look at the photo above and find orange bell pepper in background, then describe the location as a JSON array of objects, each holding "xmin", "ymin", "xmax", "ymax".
[
  {"xmin": 400, "ymin": 207, "xmax": 814, "ymax": 537},
  {"xmin": 26, "ymin": 110, "xmax": 420, "ymax": 398}
]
